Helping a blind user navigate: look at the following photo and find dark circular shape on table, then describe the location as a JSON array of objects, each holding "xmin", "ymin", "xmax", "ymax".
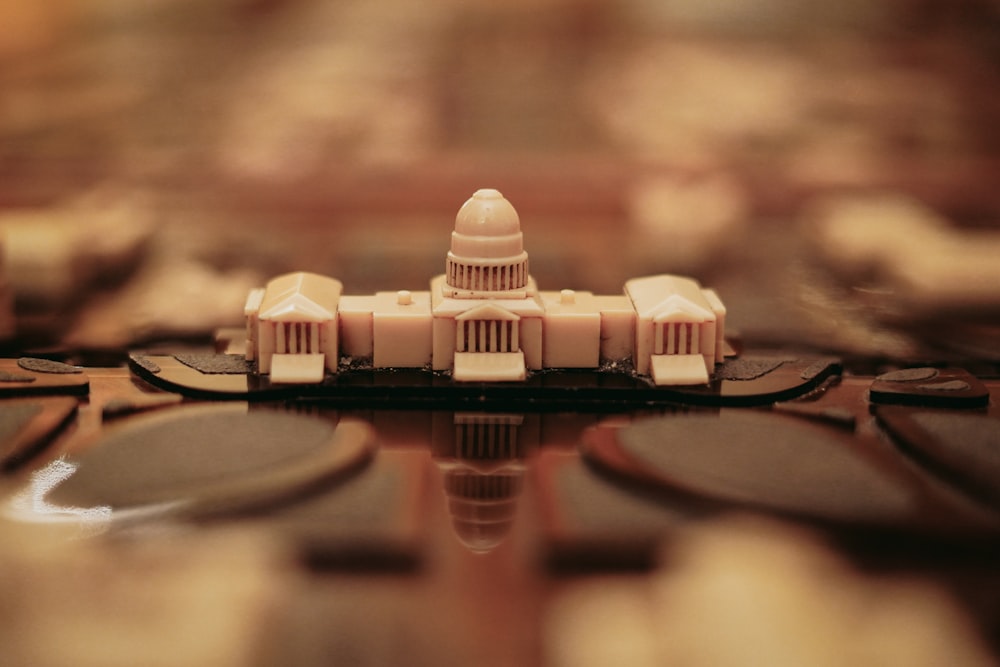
[
  {"xmin": 45, "ymin": 406, "xmax": 373, "ymax": 514},
  {"xmin": 610, "ymin": 411, "xmax": 914, "ymax": 524}
]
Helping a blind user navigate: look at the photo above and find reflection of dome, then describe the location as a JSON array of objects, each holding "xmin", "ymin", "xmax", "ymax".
[
  {"xmin": 446, "ymin": 189, "xmax": 529, "ymax": 296},
  {"xmin": 443, "ymin": 467, "xmax": 524, "ymax": 554}
]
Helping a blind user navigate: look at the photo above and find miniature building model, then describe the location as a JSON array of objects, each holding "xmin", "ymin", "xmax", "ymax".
[
  {"xmin": 245, "ymin": 189, "xmax": 727, "ymax": 386},
  {"xmin": 433, "ymin": 189, "xmax": 542, "ymax": 381},
  {"xmin": 626, "ymin": 274, "xmax": 726, "ymax": 386},
  {"xmin": 244, "ymin": 272, "xmax": 342, "ymax": 384}
]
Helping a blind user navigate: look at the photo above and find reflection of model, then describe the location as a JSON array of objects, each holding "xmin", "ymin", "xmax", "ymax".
[
  {"xmin": 245, "ymin": 189, "xmax": 726, "ymax": 386},
  {"xmin": 432, "ymin": 412, "xmax": 533, "ymax": 554}
]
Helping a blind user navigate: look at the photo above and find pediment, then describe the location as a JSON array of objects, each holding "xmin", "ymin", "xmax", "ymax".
[
  {"xmin": 259, "ymin": 272, "xmax": 341, "ymax": 322},
  {"xmin": 649, "ymin": 294, "xmax": 713, "ymax": 323},
  {"xmin": 260, "ymin": 293, "xmax": 335, "ymax": 322}
]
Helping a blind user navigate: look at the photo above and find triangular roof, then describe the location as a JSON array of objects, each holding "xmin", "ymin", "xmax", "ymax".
[
  {"xmin": 455, "ymin": 302, "xmax": 521, "ymax": 321},
  {"xmin": 625, "ymin": 274, "xmax": 714, "ymax": 321},
  {"xmin": 648, "ymin": 294, "xmax": 714, "ymax": 323},
  {"xmin": 259, "ymin": 272, "xmax": 343, "ymax": 322}
]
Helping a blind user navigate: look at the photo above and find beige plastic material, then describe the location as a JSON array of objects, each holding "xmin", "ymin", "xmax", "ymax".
[
  {"xmin": 245, "ymin": 272, "xmax": 342, "ymax": 378},
  {"xmin": 244, "ymin": 189, "xmax": 727, "ymax": 386},
  {"xmin": 701, "ymin": 288, "xmax": 727, "ymax": 362},
  {"xmin": 372, "ymin": 290, "xmax": 432, "ymax": 368},
  {"xmin": 430, "ymin": 272, "xmax": 544, "ymax": 377},
  {"xmin": 453, "ymin": 351, "xmax": 527, "ymax": 382},
  {"xmin": 651, "ymin": 354, "xmax": 711, "ymax": 386},
  {"xmin": 540, "ymin": 290, "xmax": 601, "ymax": 368},
  {"xmin": 243, "ymin": 288, "xmax": 265, "ymax": 362},
  {"xmin": 593, "ymin": 295, "xmax": 635, "ymax": 363},
  {"xmin": 269, "ymin": 353, "xmax": 326, "ymax": 384},
  {"xmin": 444, "ymin": 189, "xmax": 531, "ymax": 299},
  {"xmin": 626, "ymin": 274, "xmax": 724, "ymax": 378},
  {"xmin": 337, "ymin": 295, "xmax": 375, "ymax": 360}
]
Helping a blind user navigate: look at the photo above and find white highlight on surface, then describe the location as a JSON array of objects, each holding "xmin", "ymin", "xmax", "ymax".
[{"xmin": 6, "ymin": 458, "xmax": 112, "ymax": 535}]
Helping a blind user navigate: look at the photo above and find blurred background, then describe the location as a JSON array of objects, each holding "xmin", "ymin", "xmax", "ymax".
[
  {"xmin": 1, "ymin": 0, "xmax": 999, "ymax": 358},
  {"xmin": 2, "ymin": 5, "xmax": 1000, "ymax": 666}
]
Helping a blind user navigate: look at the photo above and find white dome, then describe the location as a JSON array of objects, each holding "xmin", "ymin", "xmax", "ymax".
[
  {"xmin": 450, "ymin": 189, "xmax": 524, "ymax": 259},
  {"xmin": 454, "ymin": 189, "xmax": 521, "ymax": 237},
  {"xmin": 445, "ymin": 189, "xmax": 530, "ymax": 295}
]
